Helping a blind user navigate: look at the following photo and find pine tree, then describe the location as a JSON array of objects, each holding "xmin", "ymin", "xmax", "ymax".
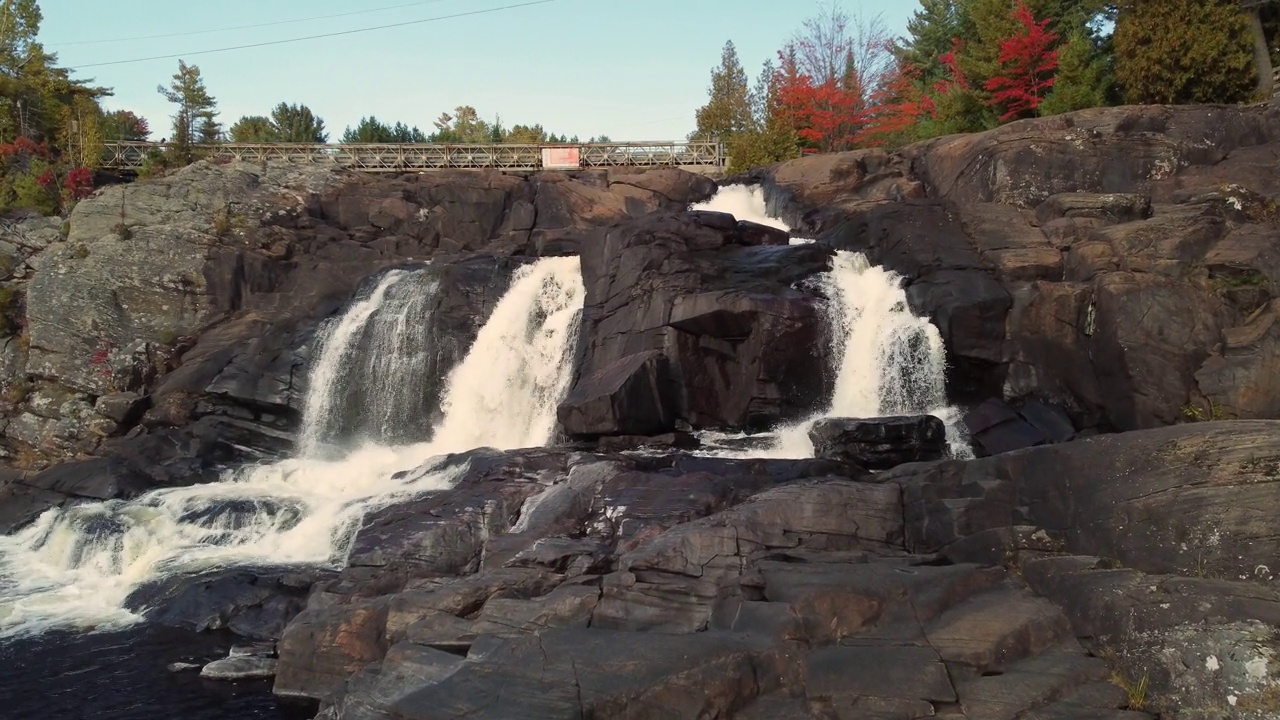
[
  {"xmin": 896, "ymin": 0, "xmax": 970, "ymax": 85},
  {"xmin": 229, "ymin": 115, "xmax": 278, "ymax": 142},
  {"xmin": 1114, "ymin": 0, "xmax": 1257, "ymax": 104},
  {"xmin": 270, "ymin": 102, "xmax": 327, "ymax": 142},
  {"xmin": 157, "ymin": 60, "xmax": 220, "ymax": 152},
  {"xmin": 692, "ymin": 40, "xmax": 753, "ymax": 142},
  {"xmin": 1039, "ymin": 26, "xmax": 1110, "ymax": 114}
]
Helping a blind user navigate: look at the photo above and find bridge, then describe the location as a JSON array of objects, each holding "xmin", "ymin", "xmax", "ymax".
[{"xmin": 100, "ymin": 141, "xmax": 726, "ymax": 173}]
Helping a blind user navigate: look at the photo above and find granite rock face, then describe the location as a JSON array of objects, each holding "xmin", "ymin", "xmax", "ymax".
[
  {"xmin": 0, "ymin": 161, "xmax": 715, "ymax": 515},
  {"xmin": 759, "ymin": 105, "xmax": 1280, "ymax": 435},
  {"xmin": 266, "ymin": 421, "xmax": 1280, "ymax": 719}
]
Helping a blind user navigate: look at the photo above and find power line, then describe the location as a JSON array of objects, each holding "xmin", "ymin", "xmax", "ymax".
[
  {"xmin": 70, "ymin": 0, "xmax": 558, "ymax": 69},
  {"xmin": 50, "ymin": 0, "xmax": 457, "ymax": 47}
]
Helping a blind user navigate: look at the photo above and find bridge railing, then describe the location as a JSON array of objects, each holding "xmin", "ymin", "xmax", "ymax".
[{"xmin": 101, "ymin": 141, "xmax": 725, "ymax": 172}]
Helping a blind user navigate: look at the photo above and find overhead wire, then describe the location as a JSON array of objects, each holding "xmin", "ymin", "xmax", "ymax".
[
  {"xmin": 70, "ymin": 0, "xmax": 558, "ymax": 68},
  {"xmin": 49, "ymin": 0, "xmax": 457, "ymax": 47}
]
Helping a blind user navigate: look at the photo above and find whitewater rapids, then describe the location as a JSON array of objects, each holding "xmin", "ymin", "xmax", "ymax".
[{"xmin": 0, "ymin": 256, "xmax": 585, "ymax": 638}]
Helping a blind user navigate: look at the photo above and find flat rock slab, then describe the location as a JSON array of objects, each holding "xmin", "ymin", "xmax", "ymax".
[
  {"xmin": 390, "ymin": 628, "xmax": 776, "ymax": 720},
  {"xmin": 200, "ymin": 655, "xmax": 278, "ymax": 681}
]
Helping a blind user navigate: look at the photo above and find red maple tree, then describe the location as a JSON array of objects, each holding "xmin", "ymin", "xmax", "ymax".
[
  {"xmin": 857, "ymin": 63, "xmax": 932, "ymax": 147},
  {"xmin": 64, "ymin": 167, "xmax": 95, "ymax": 201},
  {"xmin": 984, "ymin": 1, "xmax": 1060, "ymax": 122},
  {"xmin": 773, "ymin": 47, "xmax": 869, "ymax": 153}
]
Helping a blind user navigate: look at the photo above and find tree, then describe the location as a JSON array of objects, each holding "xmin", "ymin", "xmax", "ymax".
[
  {"xmin": 691, "ymin": 40, "xmax": 753, "ymax": 142},
  {"xmin": 229, "ymin": 115, "xmax": 278, "ymax": 142},
  {"xmin": 342, "ymin": 116, "xmax": 392, "ymax": 143},
  {"xmin": 341, "ymin": 116, "xmax": 426, "ymax": 143},
  {"xmin": 504, "ymin": 123, "xmax": 549, "ymax": 143},
  {"xmin": 157, "ymin": 60, "xmax": 220, "ymax": 150},
  {"xmin": 59, "ymin": 94, "xmax": 102, "ymax": 169},
  {"xmin": 896, "ymin": 0, "xmax": 970, "ymax": 86},
  {"xmin": 1240, "ymin": 0, "xmax": 1278, "ymax": 96},
  {"xmin": 984, "ymin": 2, "xmax": 1060, "ymax": 121},
  {"xmin": 725, "ymin": 58, "xmax": 799, "ymax": 172},
  {"xmin": 1114, "ymin": 0, "xmax": 1257, "ymax": 104},
  {"xmin": 270, "ymin": 102, "xmax": 327, "ymax": 142},
  {"xmin": 101, "ymin": 109, "xmax": 150, "ymax": 141},
  {"xmin": 197, "ymin": 114, "xmax": 222, "ymax": 143},
  {"xmin": 0, "ymin": 0, "xmax": 106, "ymax": 212},
  {"xmin": 1039, "ymin": 25, "xmax": 1110, "ymax": 115},
  {"xmin": 430, "ymin": 106, "xmax": 490, "ymax": 143}
]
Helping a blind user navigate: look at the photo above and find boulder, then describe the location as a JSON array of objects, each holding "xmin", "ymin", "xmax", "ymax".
[
  {"xmin": 557, "ymin": 350, "xmax": 675, "ymax": 437},
  {"xmin": 808, "ymin": 415, "xmax": 946, "ymax": 469},
  {"xmin": 0, "ymin": 457, "xmax": 153, "ymax": 532},
  {"xmin": 564, "ymin": 211, "xmax": 836, "ymax": 437}
]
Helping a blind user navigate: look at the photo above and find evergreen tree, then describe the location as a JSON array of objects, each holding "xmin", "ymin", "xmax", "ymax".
[
  {"xmin": 724, "ymin": 58, "xmax": 800, "ymax": 173},
  {"xmin": 157, "ymin": 60, "xmax": 220, "ymax": 151},
  {"xmin": 430, "ymin": 106, "xmax": 490, "ymax": 142},
  {"xmin": 504, "ymin": 123, "xmax": 549, "ymax": 143},
  {"xmin": 1039, "ymin": 26, "xmax": 1111, "ymax": 114},
  {"xmin": 896, "ymin": 0, "xmax": 970, "ymax": 85},
  {"xmin": 270, "ymin": 102, "xmax": 327, "ymax": 142},
  {"xmin": 691, "ymin": 40, "xmax": 753, "ymax": 142},
  {"xmin": 1114, "ymin": 0, "xmax": 1257, "ymax": 104},
  {"xmin": 342, "ymin": 116, "xmax": 393, "ymax": 143},
  {"xmin": 229, "ymin": 115, "xmax": 278, "ymax": 142},
  {"xmin": 341, "ymin": 116, "xmax": 426, "ymax": 143}
]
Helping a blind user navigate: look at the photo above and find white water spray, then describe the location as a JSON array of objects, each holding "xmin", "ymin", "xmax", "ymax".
[
  {"xmin": 0, "ymin": 256, "xmax": 585, "ymax": 639},
  {"xmin": 300, "ymin": 268, "xmax": 447, "ymax": 453},
  {"xmin": 692, "ymin": 185, "xmax": 969, "ymax": 458}
]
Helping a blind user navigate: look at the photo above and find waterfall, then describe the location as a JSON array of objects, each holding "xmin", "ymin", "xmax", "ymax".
[
  {"xmin": 691, "ymin": 185, "xmax": 970, "ymax": 458},
  {"xmin": 301, "ymin": 268, "xmax": 447, "ymax": 453},
  {"xmin": 0, "ymin": 256, "xmax": 585, "ymax": 639}
]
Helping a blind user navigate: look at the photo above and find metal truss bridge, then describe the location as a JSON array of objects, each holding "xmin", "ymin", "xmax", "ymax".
[{"xmin": 100, "ymin": 141, "xmax": 726, "ymax": 173}]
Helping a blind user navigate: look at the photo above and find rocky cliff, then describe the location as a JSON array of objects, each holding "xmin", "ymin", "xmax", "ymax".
[
  {"xmin": 0, "ymin": 163, "xmax": 715, "ymax": 527},
  {"xmin": 754, "ymin": 104, "xmax": 1280, "ymax": 446},
  {"xmin": 2, "ymin": 104, "xmax": 1280, "ymax": 720}
]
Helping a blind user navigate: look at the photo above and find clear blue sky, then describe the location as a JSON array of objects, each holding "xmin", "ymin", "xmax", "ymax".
[{"xmin": 40, "ymin": 0, "xmax": 921, "ymax": 142}]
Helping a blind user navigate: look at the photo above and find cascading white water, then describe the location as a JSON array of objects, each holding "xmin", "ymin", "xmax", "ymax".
[
  {"xmin": 0, "ymin": 256, "xmax": 585, "ymax": 639},
  {"xmin": 301, "ymin": 268, "xmax": 448, "ymax": 453},
  {"xmin": 691, "ymin": 185, "xmax": 970, "ymax": 458}
]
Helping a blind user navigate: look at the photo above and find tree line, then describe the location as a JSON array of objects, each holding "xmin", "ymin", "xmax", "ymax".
[
  {"xmin": 0, "ymin": 0, "xmax": 611, "ymax": 216},
  {"xmin": 696, "ymin": 0, "xmax": 1280, "ymax": 173}
]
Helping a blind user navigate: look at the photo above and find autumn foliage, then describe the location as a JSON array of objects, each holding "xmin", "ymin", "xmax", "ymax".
[{"xmin": 984, "ymin": 2, "xmax": 1060, "ymax": 122}]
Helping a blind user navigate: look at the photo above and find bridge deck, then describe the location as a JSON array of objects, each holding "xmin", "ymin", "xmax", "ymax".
[{"xmin": 101, "ymin": 141, "xmax": 725, "ymax": 172}]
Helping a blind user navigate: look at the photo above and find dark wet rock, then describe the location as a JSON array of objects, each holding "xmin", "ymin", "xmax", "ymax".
[
  {"xmin": 557, "ymin": 350, "xmax": 676, "ymax": 437},
  {"xmin": 127, "ymin": 567, "xmax": 324, "ymax": 642},
  {"xmin": 809, "ymin": 415, "xmax": 946, "ymax": 469},
  {"xmin": 963, "ymin": 397, "xmax": 1078, "ymax": 457},
  {"xmin": 563, "ymin": 211, "xmax": 836, "ymax": 437},
  {"xmin": 0, "ymin": 457, "xmax": 152, "ymax": 532},
  {"xmin": 760, "ymin": 105, "xmax": 1280, "ymax": 433}
]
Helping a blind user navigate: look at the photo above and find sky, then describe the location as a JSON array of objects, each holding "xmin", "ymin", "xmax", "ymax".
[{"xmin": 39, "ymin": 0, "xmax": 922, "ymax": 143}]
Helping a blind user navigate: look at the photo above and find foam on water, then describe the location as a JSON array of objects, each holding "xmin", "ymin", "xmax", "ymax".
[
  {"xmin": 0, "ymin": 256, "xmax": 585, "ymax": 639},
  {"xmin": 691, "ymin": 185, "xmax": 970, "ymax": 458}
]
